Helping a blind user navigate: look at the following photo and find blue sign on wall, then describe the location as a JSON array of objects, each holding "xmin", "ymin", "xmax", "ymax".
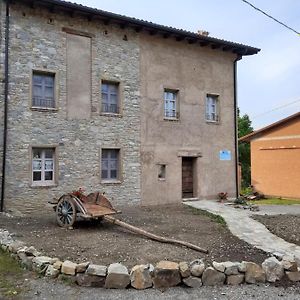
[{"xmin": 219, "ymin": 150, "xmax": 231, "ymax": 161}]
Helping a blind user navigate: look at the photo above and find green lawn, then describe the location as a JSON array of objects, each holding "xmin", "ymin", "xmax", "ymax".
[
  {"xmin": 250, "ymin": 198, "xmax": 300, "ymax": 205},
  {"xmin": 0, "ymin": 249, "xmax": 25, "ymax": 298}
]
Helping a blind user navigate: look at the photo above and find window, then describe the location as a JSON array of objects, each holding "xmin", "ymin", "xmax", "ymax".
[
  {"xmin": 101, "ymin": 81, "xmax": 119, "ymax": 114},
  {"xmin": 206, "ymin": 94, "xmax": 219, "ymax": 122},
  {"xmin": 101, "ymin": 149, "xmax": 120, "ymax": 181},
  {"xmin": 158, "ymin": 164, "xmax": 166, "ymax": 180},
  {"xmin": 164, "ymin": 89, "xmax": 178, "ymax": 119},
  {"xmin": 32, "ymin": 72, "xmax": 55, "ymax": 108},
  {"xmin": 32, "ymin": 148, "xmax": 55, "ymax": 186}
]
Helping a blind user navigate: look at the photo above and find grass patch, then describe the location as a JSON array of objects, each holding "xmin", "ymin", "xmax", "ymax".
[
  {"xmin": 186, "ymin": 206, "xmax": 226, "ymax": 226},
  {"xmin": 250, "ymin": 198, "xmax": 300, "ymax": 205},
  {"xmin": 0, "ymin": 248, "xmax": 25, "ymax": 298}
]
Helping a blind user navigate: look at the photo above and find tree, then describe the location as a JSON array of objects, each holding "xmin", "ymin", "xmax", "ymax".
[{"xmin": 238, "ymin": 109, "xmax": 253, "ymax": 188}]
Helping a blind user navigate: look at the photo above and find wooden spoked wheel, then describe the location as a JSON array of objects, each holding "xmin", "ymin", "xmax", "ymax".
[{"xmin": 56, "ymin": 196, "xmax": 76, "ymax": 227}]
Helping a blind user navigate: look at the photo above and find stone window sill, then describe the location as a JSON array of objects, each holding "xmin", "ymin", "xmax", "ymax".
[
  {"xmin": 31, "ymin": 107, "xmax": 58, "ymax": 112},
  {"xmin": 30, "ymin": 183, "xmax": 58, "ymax": 188},
  {"xmin": 101, "ymin": 180, "xmax": 122, "ymax": 185},
  {"xmin": 100, "ymin": 112, "xmax": 122, "ymax": 118}
]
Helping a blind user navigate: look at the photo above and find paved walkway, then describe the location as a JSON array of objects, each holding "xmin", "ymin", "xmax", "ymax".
[{"xmin": 185, "ymin": 200, "xmax": 300, "ymax": 264}]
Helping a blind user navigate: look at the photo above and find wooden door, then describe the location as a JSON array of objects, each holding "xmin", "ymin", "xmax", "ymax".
[{"xmin": 182, "ymin": 157, "xmax": 193, "ymax": 198}]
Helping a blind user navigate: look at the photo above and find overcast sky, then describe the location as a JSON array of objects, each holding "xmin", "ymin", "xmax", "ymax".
[{"xmin": 75, "ymin": 0, "xmax": 300, "ymax": 129}]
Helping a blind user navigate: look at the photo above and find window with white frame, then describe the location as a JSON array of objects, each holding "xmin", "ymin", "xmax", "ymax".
[
  {"xmin": 32, "ymin": 148, "xmax": 55, "ymax": 185},
  {"xmin": 101, "ymin": 149, "xmax": 120, "ymax": 181},
  {"xmin": 206, "ymin": 94, "xmax": 219, "ymax": 122},
  {"xmin": 32, "ymin": 72, "xmax": 55, "ymax": 108},
  {"xmin": 101, "ymin": 81, "xmax": 119, "ymax": 114},
  {"xmin": 164, "ymin": 89, "xmax": 178, "ymax": 119}
]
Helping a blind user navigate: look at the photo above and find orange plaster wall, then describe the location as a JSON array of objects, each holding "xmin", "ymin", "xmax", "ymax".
[{"xmin": 250, "ymin": 118, "xmax": 300, "ymax": 199}]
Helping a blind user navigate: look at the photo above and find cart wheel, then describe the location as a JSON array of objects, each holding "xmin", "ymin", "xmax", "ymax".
[{"xmin": 56, "ymin": 196, "xmax": 76, "ymax": 227}]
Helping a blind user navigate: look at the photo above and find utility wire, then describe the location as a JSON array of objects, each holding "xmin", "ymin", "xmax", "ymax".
[
  {"xmin": 252, "ymin": 98, "xmax": 300, "ymax": 119},
  {"xmin": 241, "ymin": 0, "xmax": 300, "ymax": 36}
]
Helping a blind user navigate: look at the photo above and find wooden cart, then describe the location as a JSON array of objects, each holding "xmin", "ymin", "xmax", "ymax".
[
  {"xmin": 49, "ymin": 190, "xmax": 208, "ymax": 254},
  {"xmin": 50, "ymin": 191, "xmax": 120, "ymax": 228}
]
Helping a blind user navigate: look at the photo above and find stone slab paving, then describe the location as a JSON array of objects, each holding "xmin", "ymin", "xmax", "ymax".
[{"xmin": 185, "ymin": 200, "xmax": 300, "ymax": 264}]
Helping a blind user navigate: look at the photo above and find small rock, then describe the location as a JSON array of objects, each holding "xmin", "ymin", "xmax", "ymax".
[
  {"xmin": 262, "ymin": 257, "xmax": 284, "ymax": 282},
  {"xmin": 76, "ymin": 262, "xmax": 90, "ymax": 273},
  {"xmin": 152, "ymin": 261, "xmax": 181, "ymax": 289},
  {"xmin": 281, "ymin": 256, "xmax": 298, "ymax": 272},
  {"xmin": 18, "ymin": 252, "xmax": 33, "ymax": 270},
  {"xmin": 244, "ymin": 262, "xmax": 266, "ymax": 284},
  {"xmin": 183, "ymin": 276, "xmax": 202, "ymax": 288},
  {"xmin": 212, "ymin": 261, "xmax": 225, "ymax": 273},
  {"xmin": 286, "ymin": 271, "xmax": 300, "ymax": 282},
  {"xmin": 32, "ymin": 256, "xmax": 53, "ymax": 273},
  {"xmin": 105, "ymin": 263, "xmax": 130, "ymax": 289},
  {"xmin": 238, "ymin": 262, "xmax": 247, "ymax": 273},
  {"xmin": 86, "ymin": 264, "xmax": 107, "ymax": 277},
  {"xmin": 223, "ymin": 262, "xmax": 240, "ymax": 275},
  {"xmin": 76, "ymin": 274, "xmax": 106, "ymax": 287},
  {"xmin": 227, "ymin": 274, "xmax": 244, "ymax": 285},
  {"xmin": 130, "ymin": 264, "xmax": 153, "ymax": 290},
  {"xmin": 190, "ymin": 259, "xmax": 206, "ymax": 277},
  {"xmin": 179, "ymin": 262, "xmax": 190, "ymax": 278},
  {"xmin": 61, "ymin": 260, "xmax": 77, "ymax": 276},
  {"xmin": 202, "ymin": 267, "xmax": 226, "ymax": 286},
  {"xmin": 45, "ymin": 265, "xmax": 60, "ymax": 278}
]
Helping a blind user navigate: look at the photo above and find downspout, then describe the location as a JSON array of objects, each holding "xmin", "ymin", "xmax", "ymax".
[
  {"xmin": 1, "ymin": 0, "xmax": 10, "ymax": 212},
  {"xmin": 233, "ymin": 55, "xmax": 242, "ymax": 199}
]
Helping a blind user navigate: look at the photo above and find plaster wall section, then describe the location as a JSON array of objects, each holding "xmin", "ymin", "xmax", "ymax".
[
  {"xmin": 251, "ymin": 118, "xmax": 300, "ymax": 199},
  {"xmin": 140, "ymin": 34, "xmax": 237, "ymax": 205},
  {"xmin": 4, "ymin": 2, "xmax": 141, "ymax": 213}
]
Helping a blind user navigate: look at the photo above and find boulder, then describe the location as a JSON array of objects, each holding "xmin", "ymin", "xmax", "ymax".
[
  {"xmin": 45, "ymin": 265, "xmax": 60, "ymax": 278},
  {"xmin": 183, "ymin": 276, "xmax": 202, "ymax": 288},
  {"xmin": 53, "ymin": 260, "xmax": 63, "ymax": 270},
  {"xmin": 86, "ymin": 264, "xmax": 107, "ymax": 277},
  {"xmin": 152, "ymin": 261, "xmax": 181, "ymax": 289},
  {"xmin": 190, "ymin": 259, "xmax": 206, "ymax": 277},
  {"xmin": 238, "ymin": 262, "xmax": 247, "ymax": 273},
  {"xmin": 130, "ymin": 264, "xmax": 153, "ymax": 290},
  {"xmin": 212, "ymin": 261, "xmax": 225, "ymax": 273},
  {"xmin": 32, "ymin": 256, "xmax": 53, "ymax": 273},
  {"xmin": 18, "ymin": 252, "xmax": 33, "ymax": 270},
  {"xmin": 223, "ymin": 262, "xmax": 240, "ymax": 275},
  {"xmin": 244, "ymin": 262, "xmax": 266, "ymax": 284},
  {"xmin": 202, "ymin": 267, "xmax": 226, "ymax": 286},
  {"xmin": 25, "ymin": 246, "xmax": 41, "ymax": 257},
  {"xmin": 105, "ymin": 263, "xmax": 130, "ymax": 289},
  {"xmin": 76, "ymin": 262, "xmax": 90, "ymax": 273},
  {"xmin": 179, "ymin": 261, "xmax": 190, "ymax": 278},
  {"xmin": 61, "ymin": 260, "xmax": 77, "ymax": 276},
  {"xmin": 262, "ymin": 257, "xmax": 284, "ymax": 282},
  {"xmin": 281, "ymin": 256, "xmax": 298, "ymax": 272},
  {"xmin": 286, "ymin": 271, "xmax": 300, "ymax": 282},
  {"xmin": 76, "ymin": 274, "xmax": 106, "ymax": 287},
  {"xmin": 227, "ymin": 274, "xmax": 244, "ymax": 285},
  {"xmin": 8, "ymin": 241, "xmax": 25, "ymax": 253}
]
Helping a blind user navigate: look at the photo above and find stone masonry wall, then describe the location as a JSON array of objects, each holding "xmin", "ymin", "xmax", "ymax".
[
  {"xmin": 4, "ymin": 2, "xmax": 141, "ymax": 213},
  {"xmin": 0, "ymin": 0, "xmax": 5, "ymax": 200}
]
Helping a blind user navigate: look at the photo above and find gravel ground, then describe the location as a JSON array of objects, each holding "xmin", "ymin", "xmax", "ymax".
[
  {"xmin": 18, "ymin": 277, "xmax": 300, "ymax": 300},
  {"xmin": 253, "ymin": 214, "xmax": 300, "ymax": 246},
  {"xmin": 0, "ymin": 204, "xmax": 268, "ymax": 267}
]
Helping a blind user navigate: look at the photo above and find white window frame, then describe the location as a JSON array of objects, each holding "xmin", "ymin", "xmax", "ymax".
[
  {"xmin": 164, "ymin": 89, "xmax": 179, "ymax": 119},
  {"xmin": 32, "ymin": 148, "xmax": 55, "ymax": 186},
  {"xmin": 206, "ymin": 94, "xmax": 219, "ymax": 122}
]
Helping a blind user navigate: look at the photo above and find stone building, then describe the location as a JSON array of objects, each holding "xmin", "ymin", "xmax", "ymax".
[{"xmin": 0, "ymin": 0, "xmax": 259, "ymax": 214}]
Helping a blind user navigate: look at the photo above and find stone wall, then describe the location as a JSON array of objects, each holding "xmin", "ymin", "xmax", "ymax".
[
  {"xmin": 3, "ymin": 2, "xmax": 141, "ymax": 213},
  {"xmin": 0, "ymin": 0, "xmax": 5, "ymax": 201}
]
